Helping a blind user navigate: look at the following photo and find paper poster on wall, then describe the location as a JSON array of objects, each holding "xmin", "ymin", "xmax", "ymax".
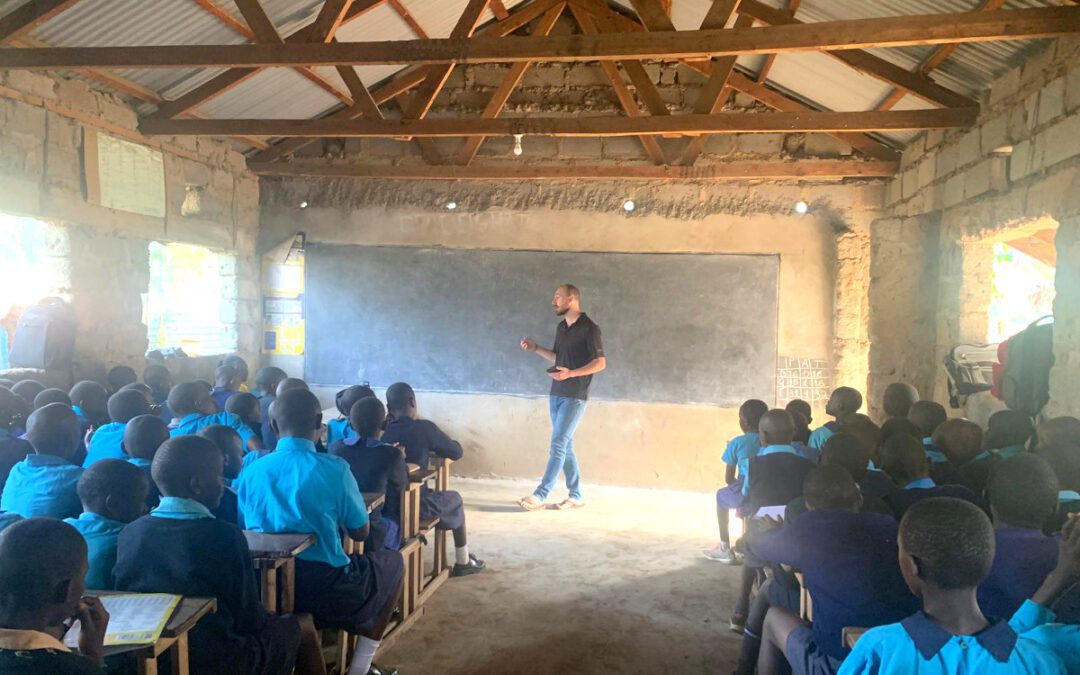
[
  {"xmin": 83, "ymin": 129, "xmax": 166, "ymax": 218},
  {"xmin": 262, "ymin": 249, "xmax": 305, "ymax": 355}
]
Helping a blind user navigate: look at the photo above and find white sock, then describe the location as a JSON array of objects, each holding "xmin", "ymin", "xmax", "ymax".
[
  {"xmin": 455, "ymin": 544, "xmax": 470, "ymax": 566},
  {"xmin": 348, "ymin": 636, "xmax": 380, "ymax": 675}
]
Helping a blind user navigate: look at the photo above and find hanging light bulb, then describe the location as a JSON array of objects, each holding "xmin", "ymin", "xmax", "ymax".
[
  {"xmin": 794, "ymin": 200, "xmax": 809, "ymax": 216},
  {"xmin": 513, "ymin": 134, "xmax": 524, "ymax": 156}
]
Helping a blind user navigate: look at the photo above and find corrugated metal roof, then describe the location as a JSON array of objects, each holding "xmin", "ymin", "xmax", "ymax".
[{"xmin": 0, "ymin": 0, "xmax": 1067, "ymax": 152}]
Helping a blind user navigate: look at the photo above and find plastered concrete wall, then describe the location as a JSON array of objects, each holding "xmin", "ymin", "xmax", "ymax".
[
  {"xmin": 262, "ymin": 179, "xmax": 883, "ymax": 490},
  {"xmin": 0, "ymin": 71, "xmax": 261, "ymax": 381},
  {"xmin": 871, "ymin": 38, "xmax": 1080, "ymax": 419}
]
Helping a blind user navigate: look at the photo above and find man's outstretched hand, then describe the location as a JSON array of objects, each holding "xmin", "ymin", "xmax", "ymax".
[{"xmin": 520, "ymin": 337, "xmax": 537, "ymax": 352}]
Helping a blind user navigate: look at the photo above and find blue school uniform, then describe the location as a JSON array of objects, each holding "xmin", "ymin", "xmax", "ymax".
[
  {"xmin": 1010, "ymin": 600, "xmax": 1080, "ymax": 673},
  {"xmin": 63, "ymin": 512, "xmax": 125, "ymax": 590},
  {"xmin": 258, "ymin": 394, "xmax": 277, "ymax": 449},
  {"xmin": 720, "ymin": 432, "xmax": 760, "ymax": 496},
  {"xmin": 996, "ymin": 444, "xmax": 1026, "ymax": 460},
  {"xmin": 0, "ymin": 512, "xmax": 22, "ymax": 534},
  {"xmin": 978, "ymin": 527, "xmax": 1058, "ymax": 620},
  {"xmin": 326, "ymin": 418, "xmax": 356, "ymax": 447},
  {"xmin": 82, "ymin": 422, "xmax": 127, "ymax": 467},
  {"xmin": 808, "ymin": 421, "xmax": 840, "ymax": 450},
  {"xmin": 793, "ymin": 440, "xmax": 821, "ymax": 464},
  {"xmin": 210, "ymin": 387, "xmax": 237, "ymax": 413},
  {"xmin": 923, "ymin": 437, "xmax": 948, "ymax": 463},
  {"xmin": 0, "ymin": 429, "xmax": 32, "ymax": 499},
  {"xmin": 171, "ymin": 412, "xmax": 255, "ymax": 447},
  {"xmin": 0, "ymin": 454, "xmax": 83, "ymax": 518}
]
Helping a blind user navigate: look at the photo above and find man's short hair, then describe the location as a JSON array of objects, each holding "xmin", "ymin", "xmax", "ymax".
[
  {"xmin": 123, "ymin": 415, "xmax": 170, "ymax": 461},
  {"xmin": 152, "ymin": 435, "xmax": 221, "ymax": 497},
  {"xmin": 988, "ymin": 454, "xmax": 1059, "ymax": 528},
  {"xmin": 275, "ymin": 378, "xmax": 309, "ymax": 397},
  {"xmin": 559, "ymin": 284, "xmax": 580, "ymax": 300},
  {"xmin": 987, "ymin": 409, "xmax": 1035, "ymax": 449},
  {"xmin": 0, "ymin": 518, "xmax": 87, "ymax": 611},
  {"xmin": 840, "ymin": 413, "xmax": 882, "ymax": 459},
  {"xmin": 26, "ymin": 403, "xmax": 80, "ymax": 459},
  {"xmin": 34, "ymin": 388, "xmax": 71, "ymax": 410},
  {"xmin": 785, "ymin": 399, "xmax": 812, "ymax": 421},
  {"xmin": 881, "ymin": 417, "xmax": 922, "ymax": 443},
  {"xmin": 900, "ymin": 497, "xmax": 994, "ymax": 590},
  {"xmin": 107, "ymin": 389, "xmax": 152, "ymax": 424},
  {"xmin": 832, "ymin": 387, "xmax": 864, "ymax": 414},
  {"xmin": 883, "ymin": 382, "xmax": 919, "ymax": 419},
  {"xmin": 350, "ymin": 397, "xmax": 386, "ymax": 439},
  {"xmin": 821, "ymin": 432, "xmax": 870, "ymax": 481}
]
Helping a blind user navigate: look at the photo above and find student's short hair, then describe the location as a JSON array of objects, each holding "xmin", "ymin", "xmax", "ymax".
[
  {"xmin": 0, "ymin": 518, "xmax": 87, "ymax": 612},
  {"xmin": 739, "ymin": 399, "xmax": 769, "ymax": 430},
  {"xmin": 120, "ymin": 382, "xmax": 154, "ymax": 402},
  {"xmin": 70, "ymin": 380, "xmax": 108, "ymax": 410},
  {"xmin": 26, "ymin": 403, "xmax": 81, "ymax": 460},
  {"xmin": 789, "ymin": 411, "xmax": 810, "ymax": 444},
  {"xmin": 77, "ymin": 459, "xmax": 148, "ymax": 514},
  {"xmin": 350, "ymin": 397, "xmax": 386, "ymax": 439},
  {"xmin": 270, "ymin": 389, "xmax": 322, "ymax": 437},
  {"xmin": 831, "ymin": 387, "xmax": 864, "ymax": 413},
  {"xmin": 933, "ymin": 418, "xmax": 983, "ymax": 464},
  {"xmin": 1038, "ymin": 443, "xmax": 1080, "ymax": 493},
  {"xmin": 759, "ymin": 409, "xmax": 796, "ymax": 445},
  {"xmin": 883, "ymin": 382, "xmax": 920, "ymax": 419},
  {"xmin": 255, "ymin": 366, "xmax": 287, "ymax": 392},
  {"xmin": 821, "ymin": 432, "xmax": 870, "ymax": 481},
  {"xmin": 988, "ymin": 454, "xmax": 1059, "ymax": 528},
  {"xmin": 803, "ymin": 465, "xmax": 861, "ymax": 512},
  {"xmin": 152, "ymin": 436, "xmax": 222, "ymax": 497},
  {"xmin": 785, "ymin": 399, "xmax": 812, "ymax": 421},
  {"xmin": 123, "ymin": 415, "xmax": 170, "ymax": 461},
  {"xmin": 167, "ymin": 381, "xmax": 208, "ymax": 415},
  {"xmin": 0, "ymin": 391, "xmax": 27, "ymax": 432},
  {"xmin": 881, "ymin": 417, "xmax": 922, "ymax": 443},
  {"xmin": 10, "ymin": 380, "xmax": 45, "ymax": 405},
  {"xmin": 143, "ymin": 364, "xmax": 171, "ymax": 389},
  {"xmin": 900, "ymin": 497, "xmax": 994, "ymax": 590},
  {"xmin": 225, "ymin": 392, "xmax": 259, "ymax": 420},
  {"xmin": 214, "ymin": 364, "xmax": 237, "ymax": 387},
  {"xmin": 275, "ymin": 378, "xmax": 309, "ymax": 397},
  {"xmin": 33, "ymin": 387, "xmax": 71, "ymax": 410},
  {"xmin": 840, "ymin": 413, "xmax": 882, "ymax": 458},
  {"xmin": 197, "ymin": 425, "xmax": 243, "ymax": 457},
  {"xmin": 107, "ymin": 366, "xmax": 138, "ymax": 392},
  {"xmin": 987, "ymin": 409, "xmax": 1035, "ymax": 449},
  {"xmin": 385, "ymin": 382, "xmax": 416, "ymax": 412},
  {"xmin": 880, "ymin": 433, "xmax": 927, "ymax": 485},
  {"xmin": 907, "ymin": 401, "xmax": 947, "ymax": 437},
  {"xmin": 558, "ymin": 284, "xmax": 580, "ymax": 300},
  {"xmin": 336, "ymin": 385, "xmax": 376, "ymax": 416},
  {"xmin": 219, "ymin": 355, "xmax": 248, "ymax": 378},
  {"xmin": 1037, "ymin": 416, "xmax": 1080, "ymax": 450},
  {"xmin": 107, "ymin": 389, "xmax": 152, "ymax": 424}
]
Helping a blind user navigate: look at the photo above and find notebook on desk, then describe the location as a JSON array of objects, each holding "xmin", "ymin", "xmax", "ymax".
[{"xmin": 64, "ymin": 593, "xmax": 181, "ymax": 647}]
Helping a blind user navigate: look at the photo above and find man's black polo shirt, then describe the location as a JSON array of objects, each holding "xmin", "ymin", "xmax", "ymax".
[{"xmin": 550, "ymin": 313, "xmax": 604, "ymax": 400}]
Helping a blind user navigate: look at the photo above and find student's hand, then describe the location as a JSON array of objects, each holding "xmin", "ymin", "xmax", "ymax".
[
  {"xmin": 76, "ymin": 596, "xmax": 109, "ymax": 665},
  {"xmin": 759, "ymin": 515, "xmax": 784, "ymax": 531},
  {"xmin": 547, "ymin": 367, "xmax": 573, "ymax": 381},
  {"xmin": 391, "ymin": 442, "xmax": 406, "ymax": 455},
  {"xmin": 1056, "ymin": 515, "xmax": 1080, "ymax": 579},
  {"xmin": 520, "ymin": 338, "xmax": 537, "ymax": 352}
]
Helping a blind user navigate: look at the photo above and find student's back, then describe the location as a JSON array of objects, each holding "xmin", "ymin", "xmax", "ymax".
[
  {"xmin": 381, "ymin": 415, "xmax": 463, "ymax": 468},
  {"xmin": 1, "ymin": 404, "xmax": 83, "ymax": 519},
  {"xmin": 748, "ymin": 450, "xmax": 814, "ymax": 510},
  {"xmin": 883, "ymin": 481, "xmax": 981, "ymax": 520},
  {"xmin": 330, "ymin": 436, "xmax": 406, "ymax": 551},
  {"xmin": 83, "ymin": 390, "xmax": 151, "ymax": 468},
  {"xmin": 879, "ymin": 433, "xmax": 981, "ymax": 519}
]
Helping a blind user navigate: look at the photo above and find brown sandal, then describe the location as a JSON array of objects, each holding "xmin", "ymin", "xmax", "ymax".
[
  {"xmin": 554, "ymin": 498, "xmax": 586, "ymax": 510},
  {"xmin": 517, "ymin": 495, "xmax": 547, "ymax": 511}
]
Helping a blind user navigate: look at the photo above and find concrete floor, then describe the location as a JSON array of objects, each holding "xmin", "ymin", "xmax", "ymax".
[{"xmin": 381, "ymin": 478, "xmax": 744, "ymax": 674}]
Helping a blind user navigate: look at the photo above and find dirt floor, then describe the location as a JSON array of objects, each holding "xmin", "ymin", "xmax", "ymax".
[{"xmin": 381, "ymin": 477, "xmax": 745, "ymax": 674}]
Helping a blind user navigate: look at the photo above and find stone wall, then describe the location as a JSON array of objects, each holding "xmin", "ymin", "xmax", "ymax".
[
  {"xmin": 0, "ymin": 71, "xmax": 261, "ymax": 381},
  {"xmin": 871, "ymin": 38, "xmax": 1080, "ymax": 419}
]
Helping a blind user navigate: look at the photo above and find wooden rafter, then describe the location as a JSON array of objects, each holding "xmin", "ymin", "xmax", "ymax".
[
  {"xmin": 247, "ymin": 159, "xmax": 900, "ymax": 180},
  {"xmin": 755, "ymin": 0, "xmax": 798, "ymax": 83},
  {"xmin": 490, "ymin": 0, "xmax": 510, "ymax": 20},
  {"xmin": 587, "ymin": 1, "xmax": 669, "ymax": 119},
  {"xmin": 456, "ymin": 3, "xmax": 565, "ymax": 166},
  {"xmin": 6, "ymin": 7, "xmax": 1079, "ymax": 69},
  {"xmin": 0, "ymin": 0, "xmax": 81, "ymax": 46},
  {"xmin": 388, "ymin": 0, "xmax": 429, "ymax": 38},
  {"xmin": 140, "ymin": 108, "xmax": 978, "ymax": 137}
]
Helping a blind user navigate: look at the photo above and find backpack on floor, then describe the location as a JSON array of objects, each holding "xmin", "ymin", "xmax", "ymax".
[
  {"xmin": 999, "ymin": 316, "xmax": 1054, "ymax": 417},
  {"xmin": 943, "ymin": 343, "xmax": 999, "ymax": 409},
  {"xmin": 8, "ymin": 298, "xmax": 77, "ymax": 370}
]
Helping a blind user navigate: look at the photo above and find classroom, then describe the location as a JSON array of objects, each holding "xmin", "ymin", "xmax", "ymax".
[{"xmin": 1, "ymin": 0, "xmax": 1080, "ymax": 673}]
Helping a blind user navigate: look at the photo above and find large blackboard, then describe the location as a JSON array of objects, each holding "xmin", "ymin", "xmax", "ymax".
[{"xmin": 305, "ymin": 245, "xmax": 778, "ymax": 406}]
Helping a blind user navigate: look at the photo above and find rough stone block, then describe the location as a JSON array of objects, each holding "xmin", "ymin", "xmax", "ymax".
[
  {"xmin": 935, "ymin": 144, "xmax": 958, "ymax": 180},
  {"xmin": 4, "ymin": 70, "xmax": 56, "ymax": 100},
  {"xmin": 964, "ymin": 159, "xmax": 992, "ymax": 200},
  {"xmin": 557, "ymin": 137, "xmax": 601, "ymax": 158},
  {"xmin": 521, "ymin": 64, "xmax": 565, "ymax": 88},
  {"xmin": 732, "ymin": 93, "xmax": 756, "ymax": 109},
  {"xmin": 1037, "ymin": 76, "xmax": 1066, "ymax": 127},
  {"xmin": 924, "ymin": 129, "xmax": 945, "ymax": 150},
  {"xmin": 703, "ymin": 135, "xmax": 735, "ymax": 157},
  {"xmin": 979, "ymin": 115, "xmax": 1008, "ymax": 154},
  {"xmin": 1024, "ymin": 91, "xmax": 1040, "ymax": 132},
  {"xmin": 886, "ymin": 177, "xmax": 902, "ymax": 206},
  {"xmin": 472, "ymin": 64, "xmax": 510, "ymax": 88},
  {"xmin": 804, "ymin": 134, "xmax": 852, "ymax": 157},
  {"xmin": 917, "ymin": 156, "xmax": 935, "ymax": 190},
  {"xmin": 7, "ymin": 99, "xmax": 46, "ymax": 136},
  {"xmin": 602, "ymin": 136, "xmax": 645, "ymax": 159},
  {"xmin": 956, "ymin": 129, "xmax": 981, "ymax": 167},
  {"xmin": 1041, "ymin": 112, "xmax": 1080, "ymax": 168},
  {"xmin": 901, "ymin": 167, "xmax": 918, "ymax": 200},
  {"xmin": 1007, "ymin": 105, "xmax": 1028, "ymax": 145},
  {"xmin": 565, "ymin": 64, "xmax": 609, "ymax": 88},
  {"xmin": 641, "ymin": 63, "xmax": 661, "ymax": 83},
  {"xmin": 944, "ymin": 173, "xmax": 965, "ymax": 208},
  {"xmin": 735, "ymin": 133, "xmax": 784, "ymax": 155},
  {"xmin": 1068, "ymin": 64, "xmax": 1080, "ymax": 113},
  {"xmin": 989, "ymin": 67, "xmax": 1022, "ymax": 108},
  {"xmin": 1009, "ymin": 139, "xmax": 1032, "ymax": 182},
  {"xmin": 55, "ymin": 78, "xmax": 97, "ymax": 113}
]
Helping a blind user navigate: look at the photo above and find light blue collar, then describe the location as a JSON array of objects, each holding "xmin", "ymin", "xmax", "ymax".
[
  {"xmin": 905, "ymin": 477, "xmax": 936, "ymax": 490},
  {"xmin": 758, "ymin": 444, "xmax": 798, "ymax": 457},
  {"xmin": 127, "ymin": 457, "xmax": 152, "ymax": 468},
  {"xmin": 178, "ymin": 413, "xmax": 203, "ymax": 426},
  {"xmin": 275, "ymin": 437, "xmax": 317, "ymax": 453},
  {"xmin": 152, "ymin": 496, "xmax": 214, "ymax": 520},
  {"xmin": 1059, "ymin": 490, "xmax": 1080, "ymax": 503}
]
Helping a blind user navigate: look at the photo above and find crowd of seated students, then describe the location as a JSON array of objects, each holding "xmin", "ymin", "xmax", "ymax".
[
  {"xmin": 0, "ymin": 357, "xmax": 484, "ymax": 675},
  {"xmin": 708, "ymin": 382, "xmax": 1080, "ymax": 674}
]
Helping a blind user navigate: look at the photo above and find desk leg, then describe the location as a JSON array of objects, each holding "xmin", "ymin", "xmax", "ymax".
[
  {"xmin": 169, "ymin": 633, "xmax": 189, "ymax": 675},
  {"xmin": 138, "ymin": 656, "xmax": 158, "ymax": 675},
  {"xmin": 261, "ymin": 568, "xmax": 278, "ymax": 614},
  {"xmin": 281, "ymin": 558, "xmax": 296, "ymax": 615}
]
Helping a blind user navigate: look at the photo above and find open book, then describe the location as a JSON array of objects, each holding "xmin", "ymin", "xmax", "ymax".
[{"xmin": 64, "ymin": 594, "xmax": 181, "ymax": 648}]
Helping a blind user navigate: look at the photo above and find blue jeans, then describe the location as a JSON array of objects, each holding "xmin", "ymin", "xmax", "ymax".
[{"xmin": 534, "ymin": 395, "xmax": 587, "ymax": 501}]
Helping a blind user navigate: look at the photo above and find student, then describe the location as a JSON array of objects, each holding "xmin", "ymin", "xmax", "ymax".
[
  {"xmin": 105, "ymin": 366, "xmax": 137, "ymax": 395},
  {"xmin": 210, "ymin": 364, "xmax": 242, "ymax": 413},
  {"xmin": 197, "ymin": 425, "xmax": 244, "ymax": 525},
  {"xmin": 881, "ymin": 417, "xmax": 922, "ymax": 444},
  {"xmin": 1, "ymin": 404, "xmax": 83, "ymax": 519},
  {"xmin": 839, "ymin": 413, "xmax": 892, "ymax": 497},
  {"xmin": 879, "ymin": 434, "xmax": 980, "ymax": 519},
  {"xmin": 789, "ymin": 412, "xmax": 819, "ymax": 463},
  {"xmin": 33, "ymin": 388, "xmax": 71, "ymax": 410},
  {"xmin": 225, "ymin": 393, "xmax": 263, "ymax": 445},
  {"xmin": 986, "ymin": 409, "xmax": 1035, "ymax": 459},
  {"xmin": 253, "ymin": 367, "xmax": 288, "ymax": 451},
  {"xmin": 784, "ymin": 433, "xmax": 893, "ymax": 520},
  {"xmin": 82, "ymin": 389, "xmax": 151, "ymax": 468},
  {"xmin": 882, "ymin": 382, "xmax": 919, "ymax": 421},
  {"xmin": 237, "ymin": 389, "xmax": 403, "ymax": 675},
  {"xmin": 276, "ymin": 378, "xmax": 309, "ymax": 396},
  {"xmin": 1036, "ymin": 416, "xmax": 1080, "ymax": 452},
  {"xmin": 786, "ymin": 399, "xmax": 813, "ymax": 445},
  {"xmin": 752, "ymin": 466, "xmax": 919, "ymax": 675},
  {"xmin": 907, "ymin": 400, "xmax": 948, "ymax": 463},
  {"xmin": 329, "ymin": 397, "xmax": 407, "ymax": 552},
  {"xmin": 119, "ymin": 382, "xmax": 155, "ymax": 406},
  {"xmin": 9, "ymin": 380, "xmax": 45, "ymax": 409},
  {"xmin": 0, "ymin": 518, "xmax": 111, "ymax": 675},
  {"xmin": 63, "ymin": 459, "xmax": 148, "ymax": 590},
  {"xmin": 168, "ymin": 381, "xmax": 261, "ymax": 453},
  {"xmin": 69, "ymin": 381, "xmax": 109, "ymax": 434},
  {"xmin": 979, "ymin": 454, "xmax": 1060, "ymax": 619},
  {"xmin": 808, "ymin": 387, "xmax": 863, "ymax": 450},
  {"xmin": 706, "ymin": 399, "xmax": 768, "ymax": 563},
  {"xmin": 122, "ymin": 415, "xmax": 169, "ymax": 510},
  {"xmin": 0, "ymin": 388, "xmax": 31, "ymax": 499},
  {"xmin": 382, "ymin": 382, "xmax": 486, "ymax": 576},
  {"xmin": 1038, "ymin": 442, "xmax": 1080, "ymax": 534},
  {"xmin": 142, "ymin": 364, "xmax": 173, "ymax": 423},
  {"xmin": 114, "ymin": 436, "xmax": 325, "ymax": 675},
  {"xmin": 328, "ymin": 385, "xmax": 376, "ymax": 447},
  {"xmin": 932, "ymin": 418, "xmax": 995, "ymax": 498},
  {"xmin": 219, "ymin": 355, "xmax": 251, "ymax": 392},
  {"xmin": 838, "ymin": 498, "xmax": 1066, "ymax": 674}
]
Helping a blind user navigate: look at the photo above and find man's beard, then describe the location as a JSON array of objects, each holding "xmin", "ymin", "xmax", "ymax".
[{"xmin": 554, "ymin": 306, "xmax": 569, "ymax": 316}]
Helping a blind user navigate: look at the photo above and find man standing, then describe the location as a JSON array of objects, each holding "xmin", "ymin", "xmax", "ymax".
[{"xmin": 518, "ymin": 285, "xmax": 606, "ymax": 511}]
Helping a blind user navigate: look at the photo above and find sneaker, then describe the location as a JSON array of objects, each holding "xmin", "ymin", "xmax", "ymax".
[
  {"xmin": 452, "ymin": 553, "xmax": 487, "ymax": 577},
  {"xmin": 368, "ymin": 665, "xmax": 398, "ymax": 675},
  {"xmin": 729, "ymin": 613, "xmax": 747, "ymax": 634},
  {"xmin": 703, "ymin": 543, "xmax": 740, "ymax": 564}
]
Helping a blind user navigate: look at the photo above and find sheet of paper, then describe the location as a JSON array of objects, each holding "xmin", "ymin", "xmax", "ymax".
[
  {"xmin": 64, "ymin": 594, "xmax": 181, "ymax": 648},
  {"xmin": 752, "ymin": 505, "xmax": 787, "ymax": 520}
]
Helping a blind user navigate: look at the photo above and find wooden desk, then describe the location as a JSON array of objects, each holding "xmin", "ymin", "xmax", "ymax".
[
  {"xmin": 409, "ymin": 467, "xmax": 437, "ymax": 484},
  {"xmin": 243, "ymin": 532, "xmax": 315, "ymax": 615},
  {"xmin": 100, "ymin": 595, "xmax": 217, "ymax": 675},
  {"xmin": 843, "ymin": 626, "xmax": 868, "ymax": 649},
  {"xmin": 363, "ymin": 492, "xmax": 385, "ymax": 514}
]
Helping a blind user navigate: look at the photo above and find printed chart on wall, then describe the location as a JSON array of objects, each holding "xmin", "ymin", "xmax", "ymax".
[
  {"xmin": 262, "ymin": 235, "xmax": 305, "ymax": 356},
  {"xmin": 83, "ymin": 129, "xmax": 166, "ymax": 218}
]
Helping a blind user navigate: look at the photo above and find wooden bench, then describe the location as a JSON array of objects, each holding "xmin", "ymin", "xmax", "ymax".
[
  {"xmin": 843, "ymin": 626, "xmax": 868, "ymax": 648},
  {"xmin": 243, "ymin": 532, "xmax": 315, "ymax": 615},
  {"xmin": 100, "ymin": 595, "xmax": 217, "ymax": 675}
]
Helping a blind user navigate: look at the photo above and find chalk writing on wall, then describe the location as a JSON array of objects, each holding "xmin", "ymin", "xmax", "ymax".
[{"xmin": 776, "ymin": 357, "xmax": 832, "ymax": 405}]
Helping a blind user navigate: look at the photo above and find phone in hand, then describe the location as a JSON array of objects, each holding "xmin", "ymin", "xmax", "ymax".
[{"xmin": 546, "ymin": 366, "xmax": 561, "ymax": 373}]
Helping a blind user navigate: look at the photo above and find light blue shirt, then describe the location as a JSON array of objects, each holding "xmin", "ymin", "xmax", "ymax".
[
  {"xmin": 1058, "ymin": 490, "xmax": 1080, "ymax": 504},
  {"xmin": 904, "ymin": 478, "xmax": 936, "ymax": 490},
  {"xmin": 997, "ymin": 444, "xmax": 1026, "ymax": 460},
  {"xmin": 83, "ymin": 422, "xmax": 127, "ymax": 467},
  {"xmin": 808, "ymin": 424, "xmax": 838, "ymax": 450},
  {"xmin": 923, "ymin": 438, "xmax": 948, "ymax": 463},
  {"xmin": 127, "ymin": 457, "xmax": 152, "ymax": 469},
  {"xmin": 839, "ymin": 610, "xmax": 1066, "ymax": 674},
  {"xmin": 0, "ymin": 454, "xmax": 83, "ymax": 519},
  {"xmin": 63, "ymin": 512, "xmax": 125, "ymax": 590},
  {"xmin": 721, "ymin": 432, "xmax": 760, "ymax": 495},
  {"xmin": 793, "ymin": 441, "xmax": 821, "ymax": 464},
  {"xmin": 151, "ymin": 496, "xmax": 215, "ymax": 520},
  {"xmin": 1010, "ymin": 599, "xmax": 1080, "ymax": 674},
  {"xmin": 237, "ymin": 437, "xmax": 368, "ymax": 568},
  {"xmin": 326, "ymin": 418, "xmax": 356, "ymax": 447},
  {"xmin": 171, "ymin": 412, "xmax": 255, "ymax": 447}
]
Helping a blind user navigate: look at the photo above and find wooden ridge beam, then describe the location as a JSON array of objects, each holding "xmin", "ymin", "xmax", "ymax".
[
  {"xmin": 4, "ymin": 7, "xmax": 1079, "ymax": 69},
  {"xmin": 247, "ymin": 159, "xmax": 900, "ymax": 179},
  {"xmin": 0, "ymin": 0, "xmax": 81, "ymax": 46},
  {"xmin": 140, "ymin": 107, "xmax": 978, "ymax": 137}
]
